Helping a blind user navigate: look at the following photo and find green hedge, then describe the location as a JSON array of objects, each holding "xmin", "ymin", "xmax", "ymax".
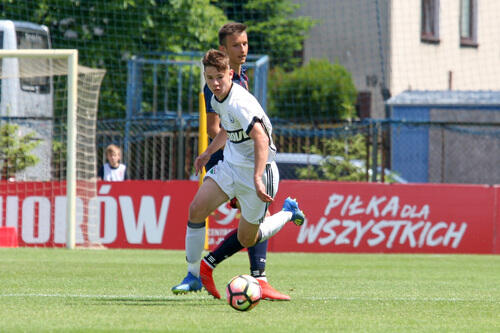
[{"xmin": 268, "ymin": 59, "xmax": 357, "ymax": 121}]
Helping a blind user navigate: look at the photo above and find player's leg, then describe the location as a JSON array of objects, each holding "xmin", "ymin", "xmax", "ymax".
[
  {"xmin": 203, "ymin": 197, "xmax": 304, "ymax": 271},
  {"xmin": 240, "ymin": 162, "xmax": 304, "ymax": 244},
  {"xmin": 172, "ymin": 178, "xmax": 229, "ymax": 294},
  {"xmin": 248, "ymin": 236, "xmax": 267, "ymax": 279},
  {"xmin": 200, "ymin": 162, "xmax": 304, "ymax": 298},
  {"xmin": 219, "ymin": 198, "xmax": 285, "ymax": 299},
  {"xmin": 227, "ymin": 199, "xmax": 269, "ymax": 279},
  {"xmin": 200, "ymin": 202, "xmax": 304, "ymax": 299},
  {"xmin": 200, "ymin": 215, "xmax": 258, "ymax": 299},
  {"xmin": 201, "ymin": 163, "xmax": 275, "ymax": 289},
  {"xmin": 257, "ymin": 197, "xmax": 305, "ymax": 241},
  {"xmin": 201, "ymin": 205, "xmax": 304, "ymax": 299},
  {"xmin": 248, "ymin": 226, "xmax": 291, "ymax": 300}
]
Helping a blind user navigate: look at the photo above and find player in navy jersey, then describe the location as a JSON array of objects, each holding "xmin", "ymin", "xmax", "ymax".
[
  {"xmin": 203, "ymin": 24, "xmax": 249, "ymax": 173},
  {"xmin": 172, "ymin": 23, "xmax": 300, "ymax": 300}
]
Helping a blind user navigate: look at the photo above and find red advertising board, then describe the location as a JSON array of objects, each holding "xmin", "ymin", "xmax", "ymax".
[
  {"xmin": 494, "ymin": 186, "xmax": 500, "ymax": 254},
  {"xmin": 1, "ymin": 180, "xmax": 499, "ymax": 254},
  {"xmin": 0, "ymin": 181, "xmax": 197, "ymax": 249},
  {"xmin": 269, "ymin": 181, "xmax": 495, "ymax": 254}
]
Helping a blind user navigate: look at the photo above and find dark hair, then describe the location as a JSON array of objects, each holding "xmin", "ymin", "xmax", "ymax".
[
  {"xmin": 218, "ymin": 22, "xmax": 247, "ymax": 46},
  {"xmin": 202, "ymin": 49, "xmax": 230, "ymax": 72}
]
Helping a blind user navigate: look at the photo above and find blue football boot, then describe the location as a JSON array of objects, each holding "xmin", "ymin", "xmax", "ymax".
[
  {"xmin": 171, "ymin": 272, "xmax": 202, "ymax": 294},
  {"xmin": 282, "ymin": 197, "xmax": 305, "ymax": 226}
]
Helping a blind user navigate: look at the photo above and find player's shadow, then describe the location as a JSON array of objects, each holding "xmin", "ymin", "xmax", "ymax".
[{"xmin": 81, "ymin": 296, "xmax": 221, "ymax": 307}]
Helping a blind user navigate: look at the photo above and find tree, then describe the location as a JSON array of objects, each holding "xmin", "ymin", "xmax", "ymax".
[
  {"xmin": 0, "ymin": 122, "xmax": 40, "ymax": 180},
  {"xmin": 296, "ymin": 134, "xmax": 367, "ymax": 182},
  {"xmin": 296, "ymin": 133, "xmax": 402, "ymax": 183},
  {"xmin": 1, "ymin": 0, "xmax": 227, "ymax": 118}
]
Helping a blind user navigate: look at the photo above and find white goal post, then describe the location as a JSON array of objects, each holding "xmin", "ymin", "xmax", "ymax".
[{"xmin": 0, "ymin": 49, "xmax": 105, "ymax": 249}]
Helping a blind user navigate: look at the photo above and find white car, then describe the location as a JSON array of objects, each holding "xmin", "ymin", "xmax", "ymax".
[{"xmin": 275, "ymin": 152, "xmax": 407, "ymax": 183}]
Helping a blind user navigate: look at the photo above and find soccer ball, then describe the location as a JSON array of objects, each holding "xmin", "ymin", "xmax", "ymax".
[{"xmin": 225, "ymin": 274, "xmax": 262, "ymax": 311}]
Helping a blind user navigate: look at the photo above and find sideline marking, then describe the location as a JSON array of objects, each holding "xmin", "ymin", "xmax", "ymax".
[{"xmin": 0, "ymin": 293, "xmax": 496, "ymax": 303}]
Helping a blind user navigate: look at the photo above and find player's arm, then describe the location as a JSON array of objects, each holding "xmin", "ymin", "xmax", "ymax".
[
  {"xmin": 207, "ymin": 113, "xmax": 220, "ymax": 139},
  {"xmin": 249, "ymin": 121, "xmax": 273, "ymax": 203},
  {"xmin": 194, "ymin": 127, "xmax": 227, "ymax": 175},
  {"xmin": 204, "ymin": 84, "xmax": 221, "ymax": 139}
]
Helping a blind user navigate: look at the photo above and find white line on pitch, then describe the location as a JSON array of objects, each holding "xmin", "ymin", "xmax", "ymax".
[
  {"xmin": 0, "ymin": 293, "xmax": 496, "ymax": 303},
  {"xmin": 0, "ymin": 293, "xmax": 203, "ymax": 300}
]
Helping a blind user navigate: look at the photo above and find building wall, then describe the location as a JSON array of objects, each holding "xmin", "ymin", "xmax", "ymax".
[
  {"xmin": 391, "ymin": 0, "xmax": 500, "ymax": 94},
  {"xmin": 293, "ymin": 0, "xmax": 391, "ymax": 119},
  {"xmin": 427, "ymin": 107, "xmax": 500, "ymax": 184},
  {"xmin": 295, "ymin": 0, "xmax": 500, "ymax": 118}
]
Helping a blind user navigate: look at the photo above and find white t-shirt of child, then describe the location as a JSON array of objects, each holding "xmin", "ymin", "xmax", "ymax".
[{"xmin": 101, "ymin": 163, "xmax": 127, "ymax": 181}]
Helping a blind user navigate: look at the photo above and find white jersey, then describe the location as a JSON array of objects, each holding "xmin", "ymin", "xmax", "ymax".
[
  {"xmin": 211, "ymin": 83, "xmax": 276, "ymax": 168},
  {"xmin": 101, "ymin": 163, "xmax": 127, "ymax": 181}
]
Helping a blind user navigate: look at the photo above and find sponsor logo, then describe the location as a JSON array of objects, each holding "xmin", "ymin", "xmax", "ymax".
[
  {"xmin": 0, "ymin": 186, "xmax": 171, "ymax": 246},
  {"xmin": 297, "ymin": 193, "xmax": 468, "ymax": 249},
  {"xmin": 227, "ymin": 129, "xmax": 250, "ymax": 143},
  {"xmin": 207, "ymin": 203, "xmax": 239, "ymax": 246}
]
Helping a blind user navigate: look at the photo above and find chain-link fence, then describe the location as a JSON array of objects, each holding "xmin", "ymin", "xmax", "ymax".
[
  {"xmin": 3, "ymin": 1, "xmax": 500, "ymax": 185},
  {"xmin": 96, "ymin": 119, "xmax": 500, "ymax": 184}
]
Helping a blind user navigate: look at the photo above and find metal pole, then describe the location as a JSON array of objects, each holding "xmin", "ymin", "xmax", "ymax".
[{"xmin": 371, "ymin": 122, "xmax": 379, "ymax": 182}]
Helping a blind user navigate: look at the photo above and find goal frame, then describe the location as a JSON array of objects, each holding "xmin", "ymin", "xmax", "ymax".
[{"xmin": 0, "ymin": 49, "xmax": 78, "ymax": 249}]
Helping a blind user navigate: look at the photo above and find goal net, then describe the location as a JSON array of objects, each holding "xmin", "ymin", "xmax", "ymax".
[{"xmin": 0, "ymin": 50, "xmax": 105, "ymax": 249}]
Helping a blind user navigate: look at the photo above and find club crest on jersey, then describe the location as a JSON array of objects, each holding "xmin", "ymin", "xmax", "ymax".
[
  {"xmin": 227, "ymin": 128, "xmax": 250, "ymax": 143},
  {"xmin": 228, "ymin": 114, "xmax": 235, "ymax": 123}
]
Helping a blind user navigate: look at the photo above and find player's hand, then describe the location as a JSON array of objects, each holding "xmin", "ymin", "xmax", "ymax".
[
  {"xmin": 194, "ymin": 152, "xmax": 210, "ymax": 175},
  {"xmin": 254, "ymin": 178, "xmax": 273, "ymax": 203}
]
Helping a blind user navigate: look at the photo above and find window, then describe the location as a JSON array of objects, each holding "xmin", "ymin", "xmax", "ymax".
[
  {"xmin": 421, "ymin": 0, "xmax": 440, "ymax": 43},
  {"xmin": 16, "ymin": 29, "xmax": 51, "ymax": 94},
  {"xmin": 356, "ymin": 92, "xmax": 371, "ymax": 119},
  {"xmin": 460, "ymin": 0, "xmax": 478, "ymax": 47}
]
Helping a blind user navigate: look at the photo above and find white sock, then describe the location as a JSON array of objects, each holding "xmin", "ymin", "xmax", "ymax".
[
  {"xmin": 185, "ymin": 224, "xmax": 206, "ymax": 278},
  {"xmin": 258, "ymin": 211, "xmax": 292, "ymax": 242}
]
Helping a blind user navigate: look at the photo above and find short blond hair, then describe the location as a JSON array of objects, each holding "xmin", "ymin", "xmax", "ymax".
[{"xmin": 106, "ymin": 144, "xmax": 121, "ymax": 156}]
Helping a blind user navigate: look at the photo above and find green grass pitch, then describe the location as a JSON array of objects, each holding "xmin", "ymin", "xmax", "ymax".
[{"xmin": 0, "ymin": 248, "xmax": 498, "ymax": 332}]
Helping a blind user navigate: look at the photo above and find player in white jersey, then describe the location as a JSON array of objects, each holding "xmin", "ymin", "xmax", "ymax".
[
  {"xmin": 173, "ymin": 23, "xmax": 295, "ymax": 301},
  {"xmin": 208, "ymin": 82, "xmax": 277, "ymax": 223},
  {"xmin": 178, "ymin": 49, "xmax": 305, "ymax": 299}
]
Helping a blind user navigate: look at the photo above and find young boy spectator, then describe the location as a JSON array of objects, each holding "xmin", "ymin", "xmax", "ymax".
[{"xmin": 98, "ymin": 144, "xmax": 127, "ymax": 181}]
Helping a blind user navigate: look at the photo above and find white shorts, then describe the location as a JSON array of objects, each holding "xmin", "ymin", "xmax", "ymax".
[{"xmin": 205, "ymin": 160, "xmax": 279, "ymax": 224}]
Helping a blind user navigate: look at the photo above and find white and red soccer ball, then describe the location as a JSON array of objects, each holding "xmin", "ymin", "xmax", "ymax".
[{"xmin": 225, "ymin": 274, "xmax": 262, "ymax": 311}]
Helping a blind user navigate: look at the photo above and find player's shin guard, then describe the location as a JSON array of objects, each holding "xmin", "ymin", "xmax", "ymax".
[
  {"xmin": 204, "ymin": 228, "xmax": 243, "ymax": 267},
  {"xmin": 248, "ymin": 240, "xmax": 267, "ymax": 278},
  {"xmin": 185, "ymin": 221, "xmax": 206, "ymax": 277},
  {"xmin": 257, "ymin": 211, "xmax": 291, "ymax": 242}
]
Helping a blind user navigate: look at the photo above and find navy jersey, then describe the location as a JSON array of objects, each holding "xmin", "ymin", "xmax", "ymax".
[{"xmin": 204, "ymin": 67, "xmax": 249, "ymax": 171}]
